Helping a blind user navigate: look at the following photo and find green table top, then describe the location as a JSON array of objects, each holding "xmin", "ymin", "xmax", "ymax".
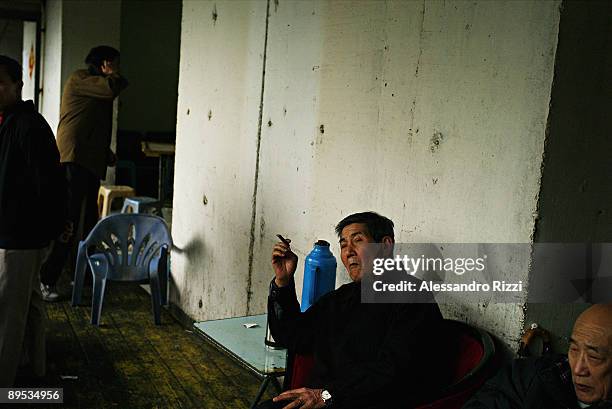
[{"xmin": 194, "ymin": 314, "xmax": 287, "ymax": 376}]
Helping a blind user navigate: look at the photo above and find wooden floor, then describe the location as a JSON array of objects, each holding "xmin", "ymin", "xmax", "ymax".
[{"xmin": 12, "ymin": 282, "xmax": 273, "ymax": 409}]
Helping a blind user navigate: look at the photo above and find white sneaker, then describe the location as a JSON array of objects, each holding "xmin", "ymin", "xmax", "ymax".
[{"xmin": 40, "ymin": 283, "xmax": 60, "ymax": 302}]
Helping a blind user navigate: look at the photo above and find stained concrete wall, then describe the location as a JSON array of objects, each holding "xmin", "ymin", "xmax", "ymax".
[
  {"xmin": 253, "ymin": 0, "xmax": 561, "ymax": 350},
  {"xmin": 527, "ymin": 0, "xmax": 612, "ymax": 353},
  {"xmin": 118, "ymin": 0, "xmax": 181, "ymax": 133},
  {"xmin": 173, "ymin": 0, "xmax": 562, "ymax": 350},
  {"xmin": 171, "ymin": 0, "xmax": 267, "ymax": 320}
]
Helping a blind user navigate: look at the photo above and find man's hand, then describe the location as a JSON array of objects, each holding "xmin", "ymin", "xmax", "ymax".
[
  {"xmin": 101, "ymin": 59, "xmax": 119, "ymax": 75},
  {"xmin": 273, "ymin": 388, "xmax": 325, "ymax": 409},
  {"xmin": 271, "ymin": 238, "xmax": 298, "ymax": 287}
]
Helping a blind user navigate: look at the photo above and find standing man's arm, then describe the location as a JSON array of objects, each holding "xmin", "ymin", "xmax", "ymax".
[
  {"xmin": 71, "ymin": 73, "xmax": 128, "ymax": 100},
  {"xmin": 71, "ymin": 58, "xmax": 128, "ymax": 100},
  {"xmin": 19, "ymin": 116, "xmax": 67, "ymax": 240}
]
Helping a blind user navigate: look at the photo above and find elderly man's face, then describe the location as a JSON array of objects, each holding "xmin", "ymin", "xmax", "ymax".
[
  {"xmin": 339, "ymin": 223, "xmax": 375, "ymax": 282},
  {"xmin": 568, "ymin": 315, "xmax": 612, "ymax": 404}
]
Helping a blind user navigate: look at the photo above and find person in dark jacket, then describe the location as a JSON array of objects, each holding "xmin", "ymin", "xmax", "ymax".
[
  {"xmin": 260, "ymin": 212, "xmax": 445, "ymax": 409},
  {"xmin": 39, "ymin": 45, "xmax": 128, "ymax": 301},
  {"xmin": 0, "ymin": 55, "xmax": 66, "ymax": 386},
  {"xmin": 463, "ymin": 304, "xmax": 612, "ymax": 409}
]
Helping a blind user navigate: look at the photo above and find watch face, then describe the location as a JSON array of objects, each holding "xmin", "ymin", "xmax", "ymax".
[{"xmin": 322, "ymin": 390, "xmax": 332, "ymax": 401}]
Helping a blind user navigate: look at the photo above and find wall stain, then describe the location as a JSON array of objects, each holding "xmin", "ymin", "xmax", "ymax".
[
  {"xmin": 246, "ymin": 0, "xmax": 271, "ymax": 315},
  {"xmin": 207, "ymin": 110, "xmax": 212, "ymax": 120},
  {"xmin": 409, "ymin": 97, "xmax": 417, "ymax": 129},
  {"xmin": 212, "ymin": 4, "xmax": 218, "ymax": 24},
  {"xmin": 430, "ymin": 131, "xmax": 444, "ymax": 152},
  {"xmin": 259, "ymin": 214, "xmax": 266, "ymax": 242},
  {"xmin": 415, "ymin": 0, "xmax": 426, "ymax": 77},
  {"xmin": 407, "ymin": 128, "xmax": 418, "ymax": 145}
]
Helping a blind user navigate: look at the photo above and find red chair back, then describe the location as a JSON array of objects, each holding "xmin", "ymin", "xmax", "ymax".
[
  {"xmin": 415, "ymin": 320, "xmax": 497, "ymax": 409},
  {"xmin": 450, "ymin": 331, "xmax": 485, "ymax": 382},
  {"xmin": 289, "ymin": 354, "xmax": 315, "ymax": 390}
]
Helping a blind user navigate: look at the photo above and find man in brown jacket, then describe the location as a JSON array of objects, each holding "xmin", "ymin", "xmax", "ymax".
[{"xmin": 40, "ymin": 45, "xmax": 128, "ymax": 301}]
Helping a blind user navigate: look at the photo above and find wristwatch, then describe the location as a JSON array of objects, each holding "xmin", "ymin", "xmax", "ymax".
[{"xmin": 321, "ymin": 389, "xmax": 332, "ymax": 406}]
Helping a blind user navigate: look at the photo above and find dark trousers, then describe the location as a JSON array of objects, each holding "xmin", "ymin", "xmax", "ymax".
[{"xmin": 40, "ymin": 163, "xmax": 100, "ymax": 286}]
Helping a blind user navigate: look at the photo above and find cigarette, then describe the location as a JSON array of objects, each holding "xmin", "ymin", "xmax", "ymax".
[{"xmin": 276, "ymin": 234, "xmax": 290, "ymax": 245}]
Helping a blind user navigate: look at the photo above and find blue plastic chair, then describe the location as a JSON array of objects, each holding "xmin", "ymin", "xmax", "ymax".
[{"xmin": 71, "ymin": 213, "xmax": 172, "ymax": 326}]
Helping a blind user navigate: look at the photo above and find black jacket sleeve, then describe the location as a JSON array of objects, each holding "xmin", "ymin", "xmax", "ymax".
[
  {"xmin": 463, "ymin": 357, "xmax": 560, "ymax": 409},
  {"xmin": 18, "ymin": 114, "xmax": 67, "ymax": 241},
  {"xmin": 267, "ymin": 277, "xmax": 319, "ymax": 353}
]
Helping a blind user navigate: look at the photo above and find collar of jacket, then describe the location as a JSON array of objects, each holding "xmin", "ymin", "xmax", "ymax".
[
  {"xmin": 0, "ymin": 100, "xmax": 35, "ymax": 131},
  {"xmin": 1, "ymin": 100, "xmax": 35, "ymax": 119}
]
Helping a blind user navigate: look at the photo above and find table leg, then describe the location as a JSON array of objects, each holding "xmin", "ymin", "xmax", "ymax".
[
  {"xmin": 270, "ymin": 376, "xmax": 282, "ymax": 394},
  {"xmin": 250, "ymin": 375, "xmax": 276, "ymax": 409}
]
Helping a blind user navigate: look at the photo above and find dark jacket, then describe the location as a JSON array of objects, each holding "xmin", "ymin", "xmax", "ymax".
[
  {"xmin": 268, "ymin": 278, "xmax": 445, "ymax": 409},
  {"xmin": 56, "ymin": 69, "xmax": 128, "ymax": 179},
  {"xmin": 0, "ymin": 100, "xmax": 66, "ymax": 249},
  {"xmin": 463, "ymin": 355, "xmax": 612, "ymax": 409}
]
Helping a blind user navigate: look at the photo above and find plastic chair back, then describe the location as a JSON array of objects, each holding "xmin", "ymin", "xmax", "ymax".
[{"xmin": 71, "ymin": 213, "xmax": 172, "ymax": 325}]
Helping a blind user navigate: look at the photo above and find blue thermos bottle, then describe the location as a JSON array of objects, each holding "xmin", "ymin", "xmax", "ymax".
[{"xmin": 301, "ymin": 240, "xmax": 337, "ymax": 312}]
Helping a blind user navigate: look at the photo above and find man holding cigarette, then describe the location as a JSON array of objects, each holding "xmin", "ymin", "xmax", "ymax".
[{"xmin": 260, "ymin": 211, "xmax": 445, "ymax": 409}]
